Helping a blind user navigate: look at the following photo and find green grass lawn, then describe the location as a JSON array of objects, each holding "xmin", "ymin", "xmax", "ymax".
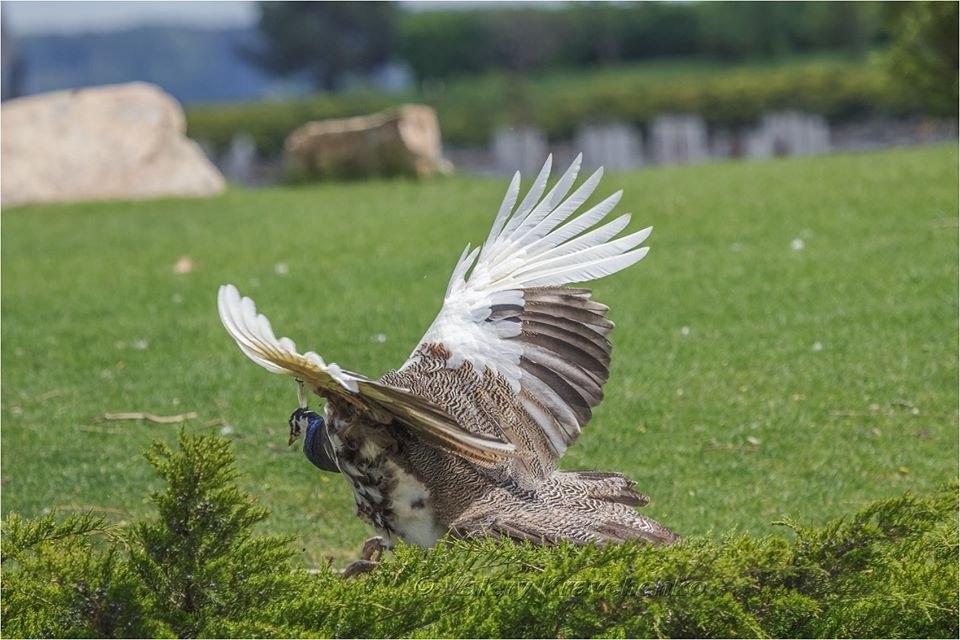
[{"xmin": 2, "ymin": 145, "xmax": 957, "ymax": 566}]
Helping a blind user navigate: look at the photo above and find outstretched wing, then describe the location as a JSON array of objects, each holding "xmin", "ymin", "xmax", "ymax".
[
  {"xmin": 387, "ymin": 154, "xmax": 650, "ymax": 475},
  {"xmin": 217, "ymin": 284, "xmax": 514, "ymax": 466}
]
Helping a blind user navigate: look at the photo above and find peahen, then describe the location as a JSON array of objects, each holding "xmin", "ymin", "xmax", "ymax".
[{"xmin": 218, "ymin": 155, "xmax": 677, "ymax": 575}]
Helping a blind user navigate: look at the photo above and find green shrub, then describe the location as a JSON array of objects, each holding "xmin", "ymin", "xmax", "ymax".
[
  {"xmin": 187, "ymin": 58, "xmax": 922, "ymax": 156},
  {"xmin": 2, "ymin": 512, "xmax": 167, "ymax": 638},
  {"xmin": 2, "ymin": 432, "xmax": 956, "ymax": 638},
  {"xmin": 126, "ymin": 435, "xmax": 302, "ymax": 637}
]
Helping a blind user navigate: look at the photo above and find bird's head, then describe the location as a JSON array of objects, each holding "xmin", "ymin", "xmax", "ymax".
[{"xmin": 288, "ymin": 407, "xmax": 323, "ymax": 446}]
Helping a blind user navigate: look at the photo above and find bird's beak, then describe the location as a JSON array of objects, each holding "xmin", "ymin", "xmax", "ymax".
[{"xmin": 288, "ymin": 432, "xmax": 300, "ymax": 447}]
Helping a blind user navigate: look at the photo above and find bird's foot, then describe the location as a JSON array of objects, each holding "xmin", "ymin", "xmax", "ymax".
[{"xmin": 340, "ymin": 536, "xmax": 386, "ymax": 579}]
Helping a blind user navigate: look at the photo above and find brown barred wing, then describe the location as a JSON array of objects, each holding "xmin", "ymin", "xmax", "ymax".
[
  {"xmin": 514, "ymin": 286, "xmax": 613, "ymax": 455},
  {"xmin": 383, "ymin": 285, "xmax": 615, "ymax": 477},
  {"xmin": 394, "ymin": 154, "xmax": 651, "ymax": 477}
]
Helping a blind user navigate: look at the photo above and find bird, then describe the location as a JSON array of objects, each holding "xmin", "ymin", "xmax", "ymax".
[{"xmin": 218, "ymin": 154, "xmax": 677, "ymax": 575}]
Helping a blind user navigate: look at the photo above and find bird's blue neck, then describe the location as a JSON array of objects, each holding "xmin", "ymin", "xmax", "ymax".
[{"xmin": 302, "ymin": 411, "xmax": 327, "ymax": 468}]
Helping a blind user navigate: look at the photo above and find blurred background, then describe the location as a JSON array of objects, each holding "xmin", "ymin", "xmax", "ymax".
[{"xmin": 2, "ymin": 0, "xmax": 957, "ymax": 186}]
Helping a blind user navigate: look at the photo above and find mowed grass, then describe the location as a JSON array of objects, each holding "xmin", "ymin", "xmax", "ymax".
[{"xmin": 2, "ymin": 145, "xmax": 957, "ymax": 565}]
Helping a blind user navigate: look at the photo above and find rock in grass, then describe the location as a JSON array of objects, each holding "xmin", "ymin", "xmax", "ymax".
[
  {"xmin": 284, "ymin": 104, "xmax": 452, "ymax": 182},
  {"xmin": 1, "ymin": 82, "xmax": 224, "ymax": 207}
]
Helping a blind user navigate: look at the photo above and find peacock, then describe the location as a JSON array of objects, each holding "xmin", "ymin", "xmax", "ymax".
[{"xmin": 218, "ymin": 154, "xmax": 677, "ymax": 576}]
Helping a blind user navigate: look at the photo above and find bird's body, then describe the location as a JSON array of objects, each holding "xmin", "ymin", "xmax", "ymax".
[
  {"xmin": 221, "ymin": 155, "xmax": 677, "ymax": 555},
  {"xmin": 309, "ymin": 388, "xmax": 675, "ymax": 548}
]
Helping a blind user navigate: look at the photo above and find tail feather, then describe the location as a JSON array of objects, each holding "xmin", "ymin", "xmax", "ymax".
[
  {"xmin": 448, "ymin": 471, "xmax": 678, "ymax": 546},
  {"xmin": 556, "ymin": 470, "xmax": 650, "ymax": 507}
]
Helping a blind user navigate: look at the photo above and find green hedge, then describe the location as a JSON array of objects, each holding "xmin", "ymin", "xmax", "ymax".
[
  {"xmin": 187, "ymin": 58, "xmax": 922, "ymax": 156},
  {"xmin": 3, "ymin": 432, "xmax": 956, "ymax": 638}
]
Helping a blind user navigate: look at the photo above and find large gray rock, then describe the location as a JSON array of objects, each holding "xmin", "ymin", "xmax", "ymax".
[
  {"xmin": 1, "ymin": 82, "xmax": 224, "ymax": 208},
  {"xmin": 285, "ymin": 104, "xmax": 450, "ymax": 180}
]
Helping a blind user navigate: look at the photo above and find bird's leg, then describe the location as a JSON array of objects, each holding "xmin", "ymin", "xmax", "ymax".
[
  {"xmin": 360, "ymin": 535, "xmax": 387, "ymax": 561},
  {"xmin": 340, "ymin": 536, "xmax": 386, "ymax": 579}
]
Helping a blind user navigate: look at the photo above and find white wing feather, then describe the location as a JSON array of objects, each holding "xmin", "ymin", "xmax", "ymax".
[
  {"xmin": 217, "ymin": 284, "xmax": 516, "ymax": 464},
  {"xmin": 219, "ymin": 154, "xmax": 647, "ymax": 466},
  {"xmin": 408, "ymin": 154, "xmax": 651, "ymax": 391},
  {"xmin": 218, "ymin": 284, "xmax": 360, "ymax": 392}
]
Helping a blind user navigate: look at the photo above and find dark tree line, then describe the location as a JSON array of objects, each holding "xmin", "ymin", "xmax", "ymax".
[
  {"xmin": 246, "ymin": 1, "xmax": 956, "ymax": 116},
  {"xmin": 399, "ymin": 2, "xmax": 889, "ymax": 79},
  {"xmin": 243, "ymin": 1, "xmax": 398, "ymax": 92}
]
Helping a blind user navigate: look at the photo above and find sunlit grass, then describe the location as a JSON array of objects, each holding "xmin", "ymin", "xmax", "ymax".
[{"xmin": 2, "ymin": 144, "xmax": 956, "ymax": 564}]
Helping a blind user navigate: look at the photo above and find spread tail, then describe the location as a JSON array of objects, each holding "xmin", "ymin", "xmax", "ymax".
[{"xmin": 449, "ymin": 470, "xmax": 678, "ymax": 546}]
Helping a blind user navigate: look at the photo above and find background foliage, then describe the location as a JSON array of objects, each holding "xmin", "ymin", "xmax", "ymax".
[
  {"xmin": 886, "ymin": 1, "xmax": 960, "ymax": 117},
  {"xmin": 3, "ymin": 431, "xmax": 957, "ymax": 638},
  {"xmin": 245, "ymin": 1, "xmax": 893, "ymax": 85},
  {"xmin": 243, "ymin": 2, "xmax": 398, "ymax": 92},
  {"xmin": 187, "ymin": 56, "xmax": 922, "ymax": 155},
  {"xmin": 396, "ymin": 1, "xmax": 888, "ymax": 80},
  {"xmin": 178, "ymin": 2, "xmax": 955, "ymax": 158}
]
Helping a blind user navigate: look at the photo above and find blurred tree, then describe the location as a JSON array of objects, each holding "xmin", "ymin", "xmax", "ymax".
[
  {"xmin": 397, "ymin": 3, "xmax": 889, "ymax": 81},
  {"xmin": 697, "ymin": 2, "xmax": 887, "ymax": 59},
  {"xmin": 398, "ymin": 11, "xmax": 489, "ymax": 81},
  {"xmin": 562, "ymin": 2, "xmax": 700, "ymax": 64},
  {"xmin": 563, "ymin": 2, "xmax": 626, "ymax": 65},
  {"xmin": 797, "ymin": 2, "xmax": 886, "ymax": 55},
  {"xmin": 621, "ymin": 2, "xmax": 702, "ymax": 59},
  {"xmin": 697, "ymin": 2, "xmax": 796, "ymax": 58},
  {"xmin": 1, "ymin": 5, "xmax": 26, "ymax": 101},
  {"xmin": 886, "ymin": 1, "xmax": 959, "ymax": 117},
  {"xmin": 488, "ymin": 9, "xmax": 567, "ymax": 74},
  {"xmin": 245, "ymin": 1, "xmax": 398, "ymax": 92}
]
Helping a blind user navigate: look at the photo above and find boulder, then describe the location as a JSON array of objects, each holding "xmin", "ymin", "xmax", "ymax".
[
  {"xmin": 284, "ymin": 104, "xmax": 450, "ymax": 180},
  {"xmin": 1, "ymin": 82, "xmax": 224, "ymax": 207}
]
